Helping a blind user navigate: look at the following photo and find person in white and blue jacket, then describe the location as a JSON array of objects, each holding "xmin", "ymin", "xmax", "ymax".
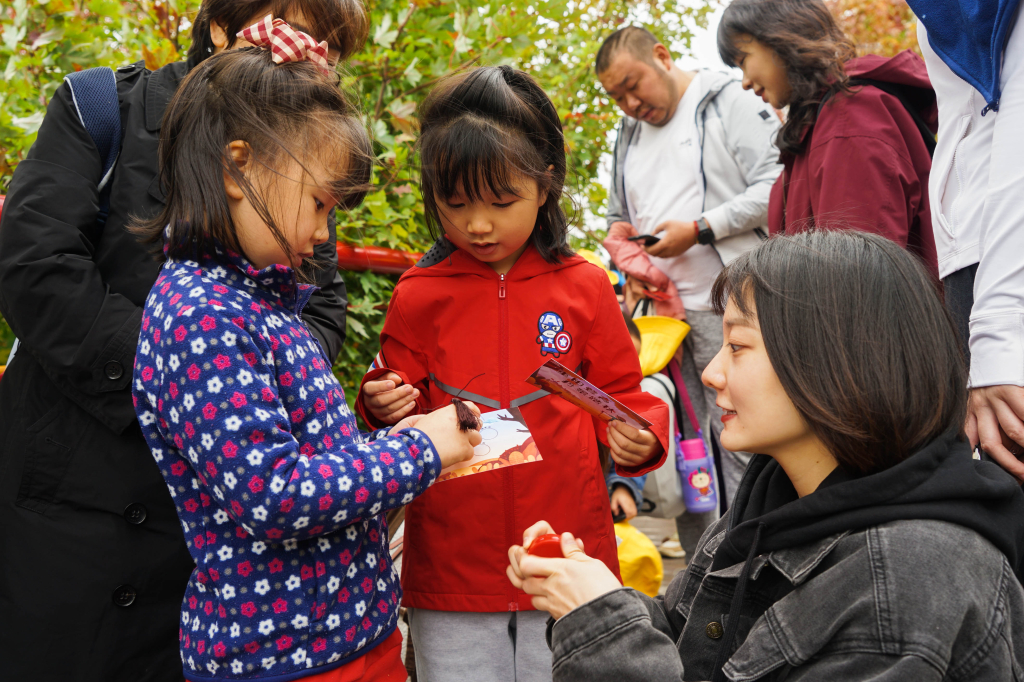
[{"xmin": 909, "ymin": 0, "xmax": 1024, "ymax": 481}]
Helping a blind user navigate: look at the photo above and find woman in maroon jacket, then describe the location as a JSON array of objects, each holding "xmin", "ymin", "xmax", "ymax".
[{"xmin": 717, "ymin": 0, "xmax": 939, "ymax": 279}]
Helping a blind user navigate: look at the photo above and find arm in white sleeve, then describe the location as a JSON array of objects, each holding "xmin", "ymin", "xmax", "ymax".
[{"xmin": 969, "ymin": 23, "xmax": 1024, "ymax": 389}]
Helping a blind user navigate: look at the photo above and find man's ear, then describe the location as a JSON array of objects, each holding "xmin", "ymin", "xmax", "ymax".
[
  {"xmin": 652, "ymin": 43, "xmax": 674, "ymax": 72},
  {"xmin": 223, "ymin": 140, "xmax": 251, "ymax": 201},
  {"xmin": 209, "ymin": 18, "xmax": 234, "ymax": 53}
]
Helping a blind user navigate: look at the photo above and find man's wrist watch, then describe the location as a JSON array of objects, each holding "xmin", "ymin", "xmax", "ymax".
[{"xmin": 696, "ymin": 217, "xmax": 715, "ymax": 245}]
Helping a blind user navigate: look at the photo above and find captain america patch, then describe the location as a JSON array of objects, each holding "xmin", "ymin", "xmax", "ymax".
[{"xmin": 537, "ymin": 311, "xmax": 572, "ymax": 358}]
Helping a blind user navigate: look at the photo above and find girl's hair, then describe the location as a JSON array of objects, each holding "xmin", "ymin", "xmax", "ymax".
[
  {"xmin": 133, "ymin": 47, "xmax": 372, "ymax": 265},
  {"xmin": 418, "ymin": 65, "xmax": 574, "ymax": 263},
  {"xmin": 711, "ymin": 230, "xmax": 966, "ymax": 476},
  {"xmin": 187, "ymin": 0, "xmax": 369, "ymax": 68},
  {"xmin": 717, "ymin": 0, "xmax": 856, "ymax": 155}
]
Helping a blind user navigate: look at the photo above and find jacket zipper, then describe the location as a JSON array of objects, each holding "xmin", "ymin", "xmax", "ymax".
[
  {"xmin": 948, "ymin": 116, "xmax": 972, "ymax": 237},
  {"xmin": 498, "ymin": 273, "xmax": 517, "ymax": 610}
]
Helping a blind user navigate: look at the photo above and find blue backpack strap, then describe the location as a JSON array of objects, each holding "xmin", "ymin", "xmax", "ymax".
[{"xmin": 64, "ymin": 66, "xmax": 122, "ymax": 223}]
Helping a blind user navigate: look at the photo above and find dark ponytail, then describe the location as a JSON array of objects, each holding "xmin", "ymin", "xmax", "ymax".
[{"xmin": 187, "ymin": 0, "xmax": 369, "ymax": 69}]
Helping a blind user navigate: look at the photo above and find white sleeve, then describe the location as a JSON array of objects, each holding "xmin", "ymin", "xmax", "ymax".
[{"xmin": 970, "ymin": 23, "xmax": 1024, "ymax": 388}]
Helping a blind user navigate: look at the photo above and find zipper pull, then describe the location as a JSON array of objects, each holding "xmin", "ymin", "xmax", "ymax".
[{"xmin": 499, "ymin": 273, "xmax": 506, "ymax": 299}]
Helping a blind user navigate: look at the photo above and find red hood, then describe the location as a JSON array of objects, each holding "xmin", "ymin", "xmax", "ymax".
[
  {"xmin": 845, "ymin": 51, "xmax": 933, "ymax": 89},
  {"xmin": 845, "ymin": 51, "xmax": 936, "ymax": 127},
  {"xmin": 398, "ymin": 238, "xmax": 588, "ymax": 283}
]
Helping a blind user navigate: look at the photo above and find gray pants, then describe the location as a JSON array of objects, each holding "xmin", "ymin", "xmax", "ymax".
[
  {"xmin": 407, "ymin": 608, "xmax": 552, "ymax": 682},
  {"xmin": 677, "ymin": 310, "xmax": 753, "ymax": 506},
  {"xmin": 943, "ymin": 264, "xmax": 977, "ymax": 368}
]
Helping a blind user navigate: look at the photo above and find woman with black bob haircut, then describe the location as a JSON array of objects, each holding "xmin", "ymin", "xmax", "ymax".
[
  {"xmin": 0, "ymin": 1, "xmax": 365, "ymax": 679},
  {"xmin": 716, "ymin": 0, "xmax": 940, "ymax": 280},
  {"xmin": 507, "ymin": 230, "xmax": 1024, "ymax": 681}
]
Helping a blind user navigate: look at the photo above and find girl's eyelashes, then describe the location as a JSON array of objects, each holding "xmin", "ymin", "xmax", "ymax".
[
  {"xmin": 314, "ymin": 198, "xmax": 325, "ymax": 211},
  {"xmin": 728, "ymin": 343, "xmax": 743, "ymax": 353},
  {"xmin": 493, "ymin": 200, "xmax": 516, "ymax": 208}
]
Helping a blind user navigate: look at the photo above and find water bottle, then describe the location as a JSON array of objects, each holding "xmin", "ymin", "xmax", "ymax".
[{"xmin": 676, "ymin": 429, "xmax": 717, "ymax": 513}]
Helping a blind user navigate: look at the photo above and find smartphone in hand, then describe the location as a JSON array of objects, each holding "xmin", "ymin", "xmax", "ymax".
[{"xmin": 627, "ymin": 234, "xmax": 661, "ymax": 247}]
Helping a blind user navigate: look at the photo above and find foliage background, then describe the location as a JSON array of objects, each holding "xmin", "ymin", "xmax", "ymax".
[{"xmin": 0, "ymin": 0, "xmax": 918, "ymax": 412}]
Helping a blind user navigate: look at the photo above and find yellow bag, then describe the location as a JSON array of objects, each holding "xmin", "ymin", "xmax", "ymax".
[
  {"xmin": 576, "ymin": 249, "xmax": 620, "ymax": 286},
  {"xmin": 614, "ymin": 521, "xmax": 663, "ymax": 598},
  {"xmin": 634, "ymin": 316, "xmax": 689, "ymax": 377}
]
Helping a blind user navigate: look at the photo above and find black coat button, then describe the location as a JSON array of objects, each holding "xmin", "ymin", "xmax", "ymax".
[
  {"xmin": 104, "ymin": 361, "xmax": 123, "ymax": 380},
  {"xmin": 706, "ymin": 621, "xmax": 724, "ymax": 639},
  {"xmin": 124, "ymin": 503, "xmax": 147, "ymax": 525},
  {"xmin": 113, "ymin": 584, "xmax": 137, "ymax": 607}
]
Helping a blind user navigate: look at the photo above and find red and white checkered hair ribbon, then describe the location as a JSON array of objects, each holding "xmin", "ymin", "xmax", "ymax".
[{"xmin": 237, "ymin": 15, "xmax": 331, "ymax": 77}]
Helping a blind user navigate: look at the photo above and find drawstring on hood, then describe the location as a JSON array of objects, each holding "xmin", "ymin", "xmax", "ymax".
[{"xmin": 710, "ymin": 522, "xmax": 764, "ymax": 682}]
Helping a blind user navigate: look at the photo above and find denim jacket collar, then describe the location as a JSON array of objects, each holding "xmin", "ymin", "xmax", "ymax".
[{"xmin": 705, "ymin": 529, "xmax": 850, "ymax": 586}]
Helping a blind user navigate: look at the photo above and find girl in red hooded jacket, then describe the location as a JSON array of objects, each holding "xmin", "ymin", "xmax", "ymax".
[
  {"xmin": 356, "ymin": 66, "xmax": 669, "ymax": 682},
  {"xmin": 717, "ymin": 0, "xmax": 939, "ymax": 279}
]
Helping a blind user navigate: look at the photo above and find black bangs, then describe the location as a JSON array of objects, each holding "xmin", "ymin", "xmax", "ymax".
[
  {"xmin": 316, "ymin": 115, "xmax": 374, "ymax": 211},
  {"xmin": 716, "ymin": 16, "xmax": 747, "ymax": 68},
  {"xmin": 423, "ymin": 117, "xmax": 546, "ymax": 204},
  {"xmin": 418, "ymin": 65, "xmax": 575, "ymax": 264}
]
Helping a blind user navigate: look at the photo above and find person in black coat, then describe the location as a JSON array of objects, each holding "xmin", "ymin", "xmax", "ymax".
[{"xmin": 0, "ymin": 2, "xmax": 367, "ymax": 679}]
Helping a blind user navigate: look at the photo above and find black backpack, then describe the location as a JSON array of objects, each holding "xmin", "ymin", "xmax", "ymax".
[
  {"xmin": 817, "ymin": 78, "xmax": 937, "ymax": 157},
  {"xmin": 7, "ymin": 66, "xmax": 121, "ymax": 367}
]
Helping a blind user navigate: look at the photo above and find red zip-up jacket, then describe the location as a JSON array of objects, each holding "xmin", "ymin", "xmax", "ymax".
[
  {"xmin": 357, "ymin": 240, "xmax": 670, "ymax": 612},
  {"xmin": 769, "ymin": 51, "xmax": 939, "ymax": 278}
]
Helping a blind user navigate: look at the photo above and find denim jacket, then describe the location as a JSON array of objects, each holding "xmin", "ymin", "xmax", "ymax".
[{"xmin": 547, "ymin": 515, "xmax": 1024, "ymax": 681}]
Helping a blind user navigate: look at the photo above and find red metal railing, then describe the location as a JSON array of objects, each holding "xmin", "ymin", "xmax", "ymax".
[
  {"xmin": 335, "ymin": 241, "xmax": 422, "ymax": 274},
  {"xmin": 0, "ymin": 195, "xmax": 422, "ymax": 381}
]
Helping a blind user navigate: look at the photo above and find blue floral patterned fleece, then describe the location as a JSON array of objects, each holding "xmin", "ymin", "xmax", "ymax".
[{"xmin": 133, "ymin": 246, "xmax": 441, "ymax": 682}]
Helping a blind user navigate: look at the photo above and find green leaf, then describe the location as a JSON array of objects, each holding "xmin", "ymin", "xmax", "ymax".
[
  {"xmin": 402, "ymin": 56, "xmax": 421, "ymax": 86},
  {"xmin": 347, "ymin": 315, "xmax": 368, "ymax": 338},
  {"xmin": 30, "ymin": 26, "xmax": 64, "ymax": 50},
  {"xmin": 374, "ymin": 13, "xmax": 398, "ymax": 48},
  {"xmin": 12, "ymin": 111, "xmax": 44, "ymax": 134},
  {"xmin": 453, "ymin": 33, "xmax": 472, "ymax": 54}
]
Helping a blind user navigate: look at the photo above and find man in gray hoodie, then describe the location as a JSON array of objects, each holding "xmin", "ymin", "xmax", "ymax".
[{"xmin": 598, "ymin": 26, "xmax": 781, "ymax": 508}]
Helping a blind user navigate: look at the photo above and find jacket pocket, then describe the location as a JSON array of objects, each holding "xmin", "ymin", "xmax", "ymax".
[
  {"xmin": 933, "ymin": 114, "xmax": 972, "ymax": 242},
  {"xmin": 16, "ymin": 398, "xmax": 79, "ymax": 514}
]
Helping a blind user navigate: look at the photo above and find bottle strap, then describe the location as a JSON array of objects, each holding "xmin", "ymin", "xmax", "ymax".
[{"xmin": 666, "ymin": 358, "xmax": 701, "ymax": 436}]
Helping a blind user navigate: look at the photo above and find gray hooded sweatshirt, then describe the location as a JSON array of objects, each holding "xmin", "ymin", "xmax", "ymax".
[{"xmin": 607, "ymin": 70, "xmax": 783, "ymax": 266}]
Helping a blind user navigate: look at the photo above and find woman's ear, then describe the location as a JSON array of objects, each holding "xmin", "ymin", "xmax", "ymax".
[
  {"xmin": 209, "ymin": 19, "xmax": 233, "ymax": 54},
  {"xmin": 223, "ymin": 140, "xmax": 251, "ymax": 201}
]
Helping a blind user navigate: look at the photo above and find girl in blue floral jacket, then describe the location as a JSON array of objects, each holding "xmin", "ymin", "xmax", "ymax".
[{"xmin": 131, "ymin": 35, "xmax": 479, "ymax": 682}]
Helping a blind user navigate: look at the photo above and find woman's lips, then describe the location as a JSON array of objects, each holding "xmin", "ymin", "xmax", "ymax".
[{"xmin": 721, "ymin": 410, "xmax": 737, "ymax": 423}]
